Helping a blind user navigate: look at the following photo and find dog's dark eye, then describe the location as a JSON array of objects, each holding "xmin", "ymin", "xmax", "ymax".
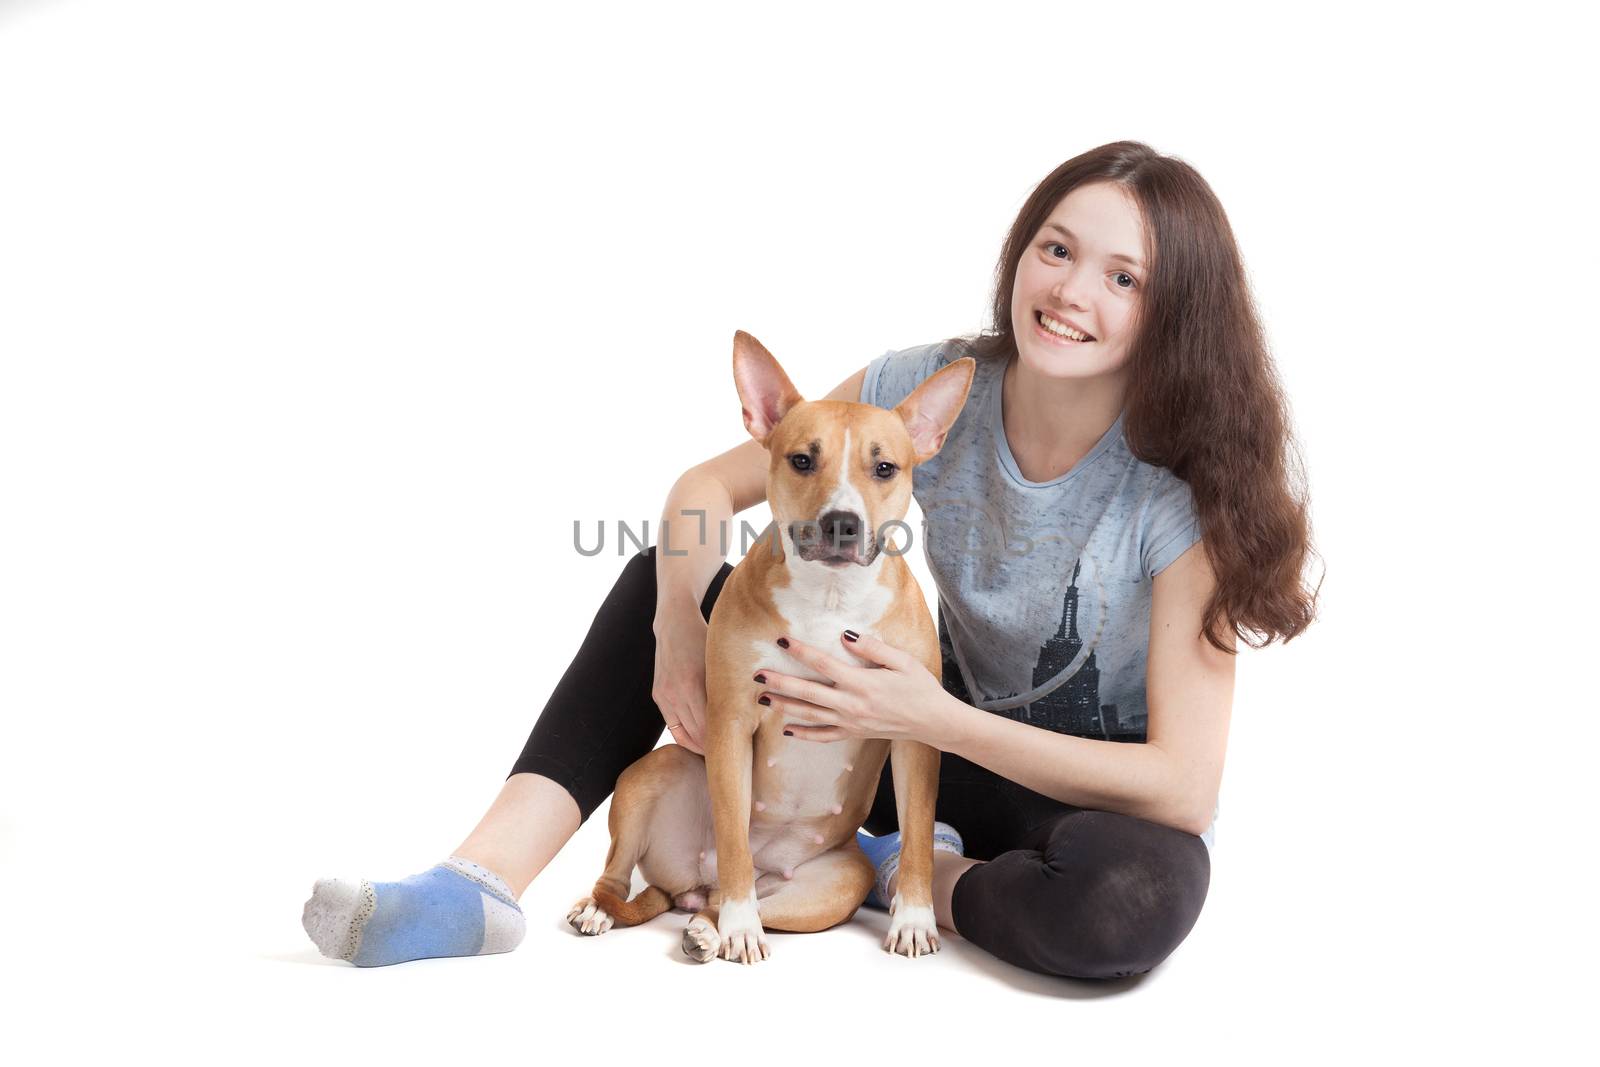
[
  {"xmin": 789, "ymin": 454, "xmax": 812, "ymax": 473},
  {"xmin": 874, "ymin": 461, "xmax": 898, "ymax": 480}
]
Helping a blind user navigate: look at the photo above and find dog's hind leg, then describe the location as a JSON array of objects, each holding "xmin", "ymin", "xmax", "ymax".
[
  {"xmin": 566, "ymin": 746, "xmax": 695, "ymax": 935},
  {"xmin": 682, "ymin": 845, "xmax": 876, "ymax": 959},
  {"xmin": 753, "ymin": 844, "xmax": 876, "ymax": 934},
  {"xmin": 682, "ymin": 896, "xmax": 723, "ymax": 963}
]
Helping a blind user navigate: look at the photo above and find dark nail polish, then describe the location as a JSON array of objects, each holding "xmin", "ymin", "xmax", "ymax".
[
  {"xmin": 843, "ymin": 629, "xmax": 859, "ymax": 642},
  {"xmin": 776, "ymin": 637, "xmax": 790, "ymax": 649},
  {"xmin": 758, "ymin": 695, "xmax": 771, "ymax": 705},
  {"xmin": 754, "ymin": 673, "xmax": 767, "ymax": 684},
  {"xmin": 783, "ymin": 730, "xmax": 793, "ymax": 737}
]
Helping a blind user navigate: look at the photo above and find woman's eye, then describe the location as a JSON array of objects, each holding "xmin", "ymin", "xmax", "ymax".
[
  {"xmin": 1045, "ymin": 239, "xmax": 1137, "ymax": 290},
  {"xmin": 874, "ymin": 461, "xmax": 898, "ymax": 479},
  {"xmin": 789, "ymin": 454, "xmax": 812, "ymax": 472}
]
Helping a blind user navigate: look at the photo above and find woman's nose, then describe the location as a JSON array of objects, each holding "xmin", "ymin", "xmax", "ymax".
[{"xmin": 1051, "ymin": 264, "xmax": 1093, "ymax": 308}]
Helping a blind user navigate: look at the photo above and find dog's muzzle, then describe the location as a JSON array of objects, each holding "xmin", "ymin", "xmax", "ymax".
[{"xmin": 788, "ymin": 509, "xmax": 877, "ymax": 567}]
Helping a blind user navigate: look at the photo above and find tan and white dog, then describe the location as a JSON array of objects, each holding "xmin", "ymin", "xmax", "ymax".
[{"xmin": 565, "ymin": 330, "xmax": 974, "ymax": 963}]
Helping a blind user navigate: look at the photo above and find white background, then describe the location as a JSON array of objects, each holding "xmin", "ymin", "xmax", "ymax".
[{"xmin": 2, "ymin": 0, "xmax": 1594, "ymax": 1062}]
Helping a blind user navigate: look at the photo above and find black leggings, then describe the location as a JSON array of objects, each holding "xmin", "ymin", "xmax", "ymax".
[{"xmin": 510, "ymin": 545, "xmax": 1211, "ymax": 980}]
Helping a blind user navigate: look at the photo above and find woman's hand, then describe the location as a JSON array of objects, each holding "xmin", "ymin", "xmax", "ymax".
[
  {"xmin": 651, "ymin": 605, "xmax": 710, "ymax": 755},
  {"xmin": 754, "ymin": 631, "xmax": 960, "ymax": 747}
]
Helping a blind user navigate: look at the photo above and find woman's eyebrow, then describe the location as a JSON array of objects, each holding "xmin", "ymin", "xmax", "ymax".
[{"xmin": 1044, "ymin": 223, "xmax": 1144, "ymax": 270}]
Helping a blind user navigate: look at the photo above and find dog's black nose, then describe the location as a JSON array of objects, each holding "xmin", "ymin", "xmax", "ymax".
[{"xmin": 818, "ymin": 509, "xmax": 862, "ymax": 550}]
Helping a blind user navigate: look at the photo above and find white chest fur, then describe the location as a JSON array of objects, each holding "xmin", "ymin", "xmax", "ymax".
[
  {"xmin": 750, "ymin": 558, "xmax": 894, "ymax": 717},
  {"xmin": 738, "ymin": 554, "xmax": 894, "ymax": 876},
  {"xmin": 761, "ymin": 553, "xmax": 895, "ymax": 674}
]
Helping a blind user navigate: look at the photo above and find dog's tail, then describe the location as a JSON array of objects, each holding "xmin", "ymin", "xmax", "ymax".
[{"xmin": 591, "ymin": 884, "xmax": 673, "ymax": 927}]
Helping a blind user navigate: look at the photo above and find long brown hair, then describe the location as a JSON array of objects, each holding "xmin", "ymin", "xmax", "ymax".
[{"xmin": 952, "ymin": 141, "xmax": 1320, "ymax": 652}]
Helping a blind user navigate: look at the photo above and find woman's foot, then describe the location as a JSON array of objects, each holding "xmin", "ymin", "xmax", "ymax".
[
  {"xmin": 854, "ymin": 823, "xmax": 965, "ymax": 910},
  {"xmin": 302, "ymin": 855, "xmax": 526, "ymax": 967}
]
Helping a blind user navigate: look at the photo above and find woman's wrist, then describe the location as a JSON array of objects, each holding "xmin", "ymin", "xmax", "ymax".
[
  {"xmin": 652, "ymin": 591, "xmax": 705, "ymax": 636},
  {"xmin": 927, "ymin": 689, "xmax": 977, "ymax": 752}
]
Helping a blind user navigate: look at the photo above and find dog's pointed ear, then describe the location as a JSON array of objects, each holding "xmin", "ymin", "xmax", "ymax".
[
  {"xmin": 894, "ymin": 357, "xmax": 976, "ymax": 463},
  {"xmin": 733, "ymin": 330, "xmax": 805, "ymax": 447}
]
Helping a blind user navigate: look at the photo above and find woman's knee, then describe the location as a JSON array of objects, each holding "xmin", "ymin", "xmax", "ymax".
[
  {"xmin": 624, "ymin": 543, "xmax": 657, "ymax": 579},
  {"xmin": 602, "ymin": 545, "xmax": 658, "ymax": 615},
  {"xmin": 1045, "ymin": 811, "xmax": 1209, "ymax": 978},
  {"xmin": 1006, "ymin": 811, "xmax": 1211, "ymax": 980}
]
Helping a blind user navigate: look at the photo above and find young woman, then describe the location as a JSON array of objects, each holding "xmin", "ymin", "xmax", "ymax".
[{"xmin": 302, "ymin": 140, "xmax": 1318, "ymax": 980}]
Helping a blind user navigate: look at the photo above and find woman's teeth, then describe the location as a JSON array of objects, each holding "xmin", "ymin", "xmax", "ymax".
[{"xmin": 1037, "ymin": 311, "xmax": 1092, "ymax": 342}]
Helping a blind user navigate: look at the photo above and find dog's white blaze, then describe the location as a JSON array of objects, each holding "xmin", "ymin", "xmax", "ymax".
[{"xmin": 821, "ymin": 427, "xmax": 870, "ymax": 540}]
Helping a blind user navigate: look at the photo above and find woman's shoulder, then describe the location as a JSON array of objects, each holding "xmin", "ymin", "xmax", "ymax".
[{"xmin": 1134, "ymin": 465, "xmax": 1201, "ymax": 578}]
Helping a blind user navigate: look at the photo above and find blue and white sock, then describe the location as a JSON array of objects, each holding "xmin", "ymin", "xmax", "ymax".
[
  {"xmin": 302, "ymin": 855, "xmax": 526, "ymax": 967},
  {"xmin": 855, "ymin": 822, "xmax": 964, "ymax": 910}
]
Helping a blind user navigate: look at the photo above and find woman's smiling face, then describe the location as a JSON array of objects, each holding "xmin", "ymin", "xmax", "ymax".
[{"xmin": 1010, "ymin": 181, "xmax": 1149, "ymax": 383}]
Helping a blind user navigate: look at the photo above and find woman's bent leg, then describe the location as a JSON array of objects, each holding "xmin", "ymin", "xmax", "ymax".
[
  {"xmin": 450, "ymin": 772, "xmax": 582, "ymax": 898},
  {"xmin": 860, "ymin": 699, "xmax": 1209, "ymax": 977},
  {"xmin": 302, "ymin": 545, "xmax": 732, "ymax": 966},
  {"xmin": 950, "ymin": 809, "xmax": 1211, "ymax": 979},
  {"xmin": 474, "ymin": 545, "xmax": 732, "ymax": 896}
]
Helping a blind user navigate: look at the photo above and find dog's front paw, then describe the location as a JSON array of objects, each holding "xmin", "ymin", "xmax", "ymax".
[
  {"xmin": 715, "ymin": 894, "xmax": 769, "ymax": 964},
  {"xmin": 883, "ymin": 892, "xmax": 939, "ymax": 958},
  {"xmin": 566, "ymin": 897, "xmax": 614, "ymax": 936}
]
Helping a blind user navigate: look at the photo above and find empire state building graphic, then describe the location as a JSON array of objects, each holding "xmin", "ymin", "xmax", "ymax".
[{"xmin": 1024, "ymin": 558, "xmax": 1119, "ymax": 737}]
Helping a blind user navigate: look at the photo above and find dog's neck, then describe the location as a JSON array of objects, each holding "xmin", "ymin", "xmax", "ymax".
[{"xmin": 767, "ymin": 522, "xmax": 894, "ymax": 617}]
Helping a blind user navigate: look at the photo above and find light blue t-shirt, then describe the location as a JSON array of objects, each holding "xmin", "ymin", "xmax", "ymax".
[{"xmin": 862, "ymin": 339, "xmax": 1216, "ymax": 847}]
